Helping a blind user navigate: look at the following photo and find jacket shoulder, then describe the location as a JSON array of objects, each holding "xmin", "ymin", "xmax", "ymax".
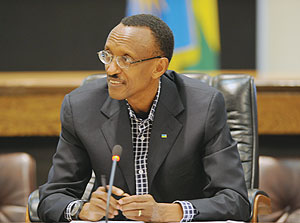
[{"xmin": 164, "ymin": 70, "xmax": 218, "ymax": 95}]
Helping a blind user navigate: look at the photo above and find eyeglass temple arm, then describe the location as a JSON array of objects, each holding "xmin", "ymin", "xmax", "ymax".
[{"xmin": 130, "ymin": 56, "xmax": 162, "ymax": 64}]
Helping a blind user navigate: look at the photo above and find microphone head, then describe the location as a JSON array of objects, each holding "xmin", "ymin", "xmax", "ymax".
[{"xmin": 112, "ymin": 145, "xmax": 122, "ymax": 162}]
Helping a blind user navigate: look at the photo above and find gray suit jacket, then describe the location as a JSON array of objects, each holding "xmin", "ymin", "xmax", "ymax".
[{"xmin": 38, "ymin": 70, "xmax": 250, "ymax": 222}]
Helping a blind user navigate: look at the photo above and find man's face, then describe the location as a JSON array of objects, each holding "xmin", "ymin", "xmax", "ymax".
[{"xmin": 104, "ymin": 24, "xmax": 160, "ymax": 103}]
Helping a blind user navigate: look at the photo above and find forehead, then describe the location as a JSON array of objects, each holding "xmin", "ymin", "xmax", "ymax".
[{"xmin": 105, "ymin": 24, "xmax": 156, "ymax": 55}]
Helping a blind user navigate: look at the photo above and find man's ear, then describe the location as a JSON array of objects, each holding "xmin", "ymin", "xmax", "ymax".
[{"xmin": 152, "ymin": 57, "xmax": 169, "ymax": 79}]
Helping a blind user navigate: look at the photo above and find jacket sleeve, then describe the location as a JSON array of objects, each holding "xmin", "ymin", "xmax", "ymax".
[
  {"xmin": 38, "ymin": 94, "xmax": 92, "ymax": 222},
  {"xmin": 189, "ymin": 91, "xmax": 251, "ymax": 221}
]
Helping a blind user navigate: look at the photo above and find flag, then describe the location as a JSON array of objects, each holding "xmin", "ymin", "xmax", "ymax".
[{"xmin": 126, "ymin": 0, "xmax": 220, "ymax": 71}]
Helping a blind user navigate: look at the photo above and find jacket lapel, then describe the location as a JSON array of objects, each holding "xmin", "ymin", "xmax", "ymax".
[
  {"xmin": 100, "ymin": 97, "xmax": 135, "ymax": 195},
  {"xmin": 147, "ymin": 75, "xmax": 184, "ymax": 191}
]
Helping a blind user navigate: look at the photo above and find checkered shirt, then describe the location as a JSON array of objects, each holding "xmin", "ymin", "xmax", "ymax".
[{"xmin": 126, "ymin": 80, "xmax": 197, "ymax": 222}]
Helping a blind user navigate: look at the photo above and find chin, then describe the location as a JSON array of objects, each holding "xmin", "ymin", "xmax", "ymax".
[{"xmin": 108, "ymin": 91, "xmax": 126, "ymax": 101}]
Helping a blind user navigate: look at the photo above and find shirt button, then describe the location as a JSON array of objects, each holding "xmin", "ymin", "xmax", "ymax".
[
  {"xmin": 140, "ymin": 135, "xmax": 145, "ymax": 140},
  {"xmin": 138, "ymin": 169, "xmax": 144, "ymax": 174}
]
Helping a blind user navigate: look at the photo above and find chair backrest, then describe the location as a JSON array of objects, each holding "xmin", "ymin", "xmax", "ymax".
[
  {"xmin": 0, "ymin": 152, "xmax": 36, "ymax": 222},
  {"xmin": 213, "ymin": 74, "xmax": 258, "ymax": 189},
  {"xmin": 181, "ymin": 73, "xmax": 258, "ymax": 189},
  {"xmin": 83, "ymin": 73, "xmax": 259, "ymax": 189}
]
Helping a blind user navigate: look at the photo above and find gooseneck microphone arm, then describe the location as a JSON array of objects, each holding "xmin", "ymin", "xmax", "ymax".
[{"xmin": 105, "ymin": 145, "xmax": 122, "ymax": 223}]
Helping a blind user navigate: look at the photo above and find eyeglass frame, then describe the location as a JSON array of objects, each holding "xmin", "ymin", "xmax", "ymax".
[{"xmin": 97, "ymin": 50, "xmax": 162, "ymax": 69}]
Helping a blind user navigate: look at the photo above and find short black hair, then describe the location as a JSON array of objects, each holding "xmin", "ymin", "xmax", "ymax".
[{"xmin": 121, "ymin": 14, "xmax": 174, "ymax": 62}]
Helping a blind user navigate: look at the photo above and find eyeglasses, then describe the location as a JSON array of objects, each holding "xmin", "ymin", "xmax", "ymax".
[{"xmin": 97, "ymin": 50, "xmax": 162, "ymax": 69}]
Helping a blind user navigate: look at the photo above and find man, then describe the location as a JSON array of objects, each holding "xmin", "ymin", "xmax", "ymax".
[{"xmin": 38, "ymin": 14, "xmax": 250, "ymax": 222}]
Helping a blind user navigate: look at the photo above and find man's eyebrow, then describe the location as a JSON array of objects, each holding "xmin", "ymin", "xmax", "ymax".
[
  {"xmin": 103, "ymin": 45, "xmax": 136, "ymax": 57},
  {"xmin": 122, "ymin": 48, "xmax": 137, "ymax": 58}
]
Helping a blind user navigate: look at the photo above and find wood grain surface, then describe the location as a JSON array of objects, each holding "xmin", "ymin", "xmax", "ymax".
[{"xmin": 1, "ymin": 71, "xmax": 300, "ymax": 136}]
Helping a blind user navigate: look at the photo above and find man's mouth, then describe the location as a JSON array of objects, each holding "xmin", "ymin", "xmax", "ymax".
[{"xmin": 108, "ymin": 79, "xmax": 123, "ymax": 86}]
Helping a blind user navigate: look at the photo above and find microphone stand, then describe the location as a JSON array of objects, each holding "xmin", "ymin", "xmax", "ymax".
[{"xmin": 105, "ymin": 157, "xmax": 118, "ymax": 223}]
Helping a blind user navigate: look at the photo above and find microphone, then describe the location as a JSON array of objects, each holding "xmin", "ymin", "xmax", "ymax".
[{"xmin": 105, "ymin": 145, "xmax": 123, "ymax": 223}]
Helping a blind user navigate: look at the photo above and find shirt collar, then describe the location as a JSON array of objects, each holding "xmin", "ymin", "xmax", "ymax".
[{"xmin": 127, "ymin": 79, "xmax": 161, "ymax": 122}]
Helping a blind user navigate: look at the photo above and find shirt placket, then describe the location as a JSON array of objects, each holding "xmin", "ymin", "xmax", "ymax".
[{"xmin": 135, "ymin": 119, "xmax": 149, "ymax": 195}]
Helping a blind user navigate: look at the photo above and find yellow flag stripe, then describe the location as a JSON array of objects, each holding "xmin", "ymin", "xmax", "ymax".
[{"xmin": 192, "ymin": 0, "xmax": 220, "ymax": 51}]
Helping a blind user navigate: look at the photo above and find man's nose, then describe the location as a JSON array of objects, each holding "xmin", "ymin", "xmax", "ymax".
[{"xmin": 106, "ymin": 57, "xmax": 121, "ymax": 75}]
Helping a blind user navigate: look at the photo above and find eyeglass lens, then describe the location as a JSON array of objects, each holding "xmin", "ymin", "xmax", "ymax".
[
  {"xmin": 99, "ymin": 51, "xmax": 112, "ymax": 64},
  {"xmin": 99, "ymin": 51, "xmax": 130, "ymax": 68}
]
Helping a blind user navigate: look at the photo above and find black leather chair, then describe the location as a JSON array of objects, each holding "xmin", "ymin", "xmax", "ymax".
[
  {"xmin": 183, "ymin": 73, "xmax": 271, "ymax": 222},
  {"xmin": 27, "ymin": 73, "xmax": 270, "ymax": 222}
]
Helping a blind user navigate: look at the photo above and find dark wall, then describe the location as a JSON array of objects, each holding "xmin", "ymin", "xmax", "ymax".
[
  {"xmin": 218, "ymin": 0, "xmax": 256, "ymax": 69},
  {"xmin": 0, "ymin": 0, "xmax": 125, "ymax": 71},
  {"xmin": 0, "ymin": 0, "xmax": 255, "ymax": 71}
]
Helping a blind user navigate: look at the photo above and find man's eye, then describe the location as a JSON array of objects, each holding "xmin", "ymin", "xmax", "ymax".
[{"xmin": 123, "ymin": 56, "xmax": 132, "ymax": 63}]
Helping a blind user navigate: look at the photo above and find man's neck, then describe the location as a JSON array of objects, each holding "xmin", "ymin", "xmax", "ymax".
[
  {"xmin": 127, "ymin": 81, "xmax": 160, "ymax": 113},
  {"xmin": 135, "ymin": 110, "xmax": 150, "ymax": 120}
]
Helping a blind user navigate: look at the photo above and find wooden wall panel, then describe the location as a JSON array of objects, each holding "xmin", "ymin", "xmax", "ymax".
[
  {"xmin": 257, "ymin": 93, "xmax": 300, "ymax": 134},
  {"xmin": 1, "ymin": 71, "xmax": 300, "ymax": 136},
  {"xmin": 0, "ymin": 94, "xmax": 64, "ymax": 136}
]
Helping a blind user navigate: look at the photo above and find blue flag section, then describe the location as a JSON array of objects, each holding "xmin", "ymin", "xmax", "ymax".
[{"xmin": 126, "ymin": 0, "xmax": 220, "ymax": 71}]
